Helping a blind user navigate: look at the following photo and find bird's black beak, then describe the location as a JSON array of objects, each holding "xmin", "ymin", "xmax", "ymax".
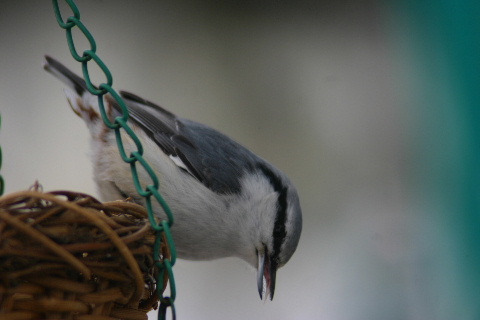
[{"xmin": 257, "ymin": 247, "xmax": 278, "ymax": 300}]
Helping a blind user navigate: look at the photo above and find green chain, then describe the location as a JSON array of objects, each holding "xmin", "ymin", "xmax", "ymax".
[
  {"xmin": 0, "ymin": 113, "xmax": 4, "ymax": 196},
  {"xmin": 51, "ymin": 1, "xmax": 176, "ymax": 319}
]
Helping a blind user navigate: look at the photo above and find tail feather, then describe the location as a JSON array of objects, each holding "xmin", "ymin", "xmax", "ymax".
[
  {"xmin": 44, "ymin": 55, "xmax": 88, "ymax": 96},
  {"xmin": 45, "ymin": 55, "xmax": 107, "ymax": 126}
]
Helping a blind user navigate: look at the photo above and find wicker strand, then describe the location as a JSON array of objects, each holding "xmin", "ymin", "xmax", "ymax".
[{"xmin": 0, "ymin": 189, "xmax": 162, "ymax": 319}]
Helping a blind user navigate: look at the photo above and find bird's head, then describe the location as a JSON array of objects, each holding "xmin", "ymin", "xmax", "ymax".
[{"xmin": 237, "ymin": 163, "xmax": 302, "ymax": 300}]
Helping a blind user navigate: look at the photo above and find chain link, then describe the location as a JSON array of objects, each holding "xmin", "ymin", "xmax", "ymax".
[
  {"xmin": 51, "ymin": 1, "xmax": 176, "ymax": 318},
  {"xmin": 0, "ymin": 113, "xmax": 4, "ymax": 196}
]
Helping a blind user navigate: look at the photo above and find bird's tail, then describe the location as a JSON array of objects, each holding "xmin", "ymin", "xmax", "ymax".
[
  {"xmin": 44, "ymin": 55, "xmax": 111, "ymax": 126},
  {"xmin": 43, "ymin": 55, "xmax": 88, "ymax": 96}
]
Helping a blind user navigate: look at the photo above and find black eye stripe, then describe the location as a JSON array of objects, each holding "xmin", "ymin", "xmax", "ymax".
[{"xmin": 257, "ymin": 163, "xmax": 288, "ymax": 266}]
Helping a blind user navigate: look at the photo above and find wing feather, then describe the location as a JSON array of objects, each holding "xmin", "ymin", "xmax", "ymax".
[{"xmin": 114, "ymin": 91, "xmax": 260, "ymax": 194}]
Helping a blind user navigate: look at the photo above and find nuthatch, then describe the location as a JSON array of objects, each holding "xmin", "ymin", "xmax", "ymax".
[{"xmin": 44, "ymin": 56, "xmax": 302, "ymax": 300}]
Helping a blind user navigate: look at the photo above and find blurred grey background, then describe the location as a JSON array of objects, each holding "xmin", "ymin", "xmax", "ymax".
[{"xmin": 1, "ymin": 1, "xmax": 479, "ymax": 319}]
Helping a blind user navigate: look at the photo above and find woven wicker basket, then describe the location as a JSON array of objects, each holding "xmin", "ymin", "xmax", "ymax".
[{"xmin": 0, "ymin": 187, "xmax": 164, "ymax": 320}]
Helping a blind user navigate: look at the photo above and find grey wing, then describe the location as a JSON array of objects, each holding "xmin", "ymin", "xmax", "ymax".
[
  {"xmin": 43, "ymin": 56, "xmax": 258, "ymax": 194},
  {"xmin": 116, "ymin": 91, "xmax": 260, "ymax": 194}
]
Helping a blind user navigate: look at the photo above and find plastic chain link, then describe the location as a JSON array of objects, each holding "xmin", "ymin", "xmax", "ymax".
[{"xmin": 51, "ymin": 1, "xmax": 177, "ymax": 319}]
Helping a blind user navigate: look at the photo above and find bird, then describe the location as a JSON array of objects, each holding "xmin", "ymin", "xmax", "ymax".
[{"xmin": 44, "ymin": 55, "xmax": 302, "ymax": 300}]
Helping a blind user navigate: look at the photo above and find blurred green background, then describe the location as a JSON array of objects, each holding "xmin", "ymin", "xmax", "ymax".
[{"xmin": 1, "ymin": 1, "xmax": 479, "ymax": 319}]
